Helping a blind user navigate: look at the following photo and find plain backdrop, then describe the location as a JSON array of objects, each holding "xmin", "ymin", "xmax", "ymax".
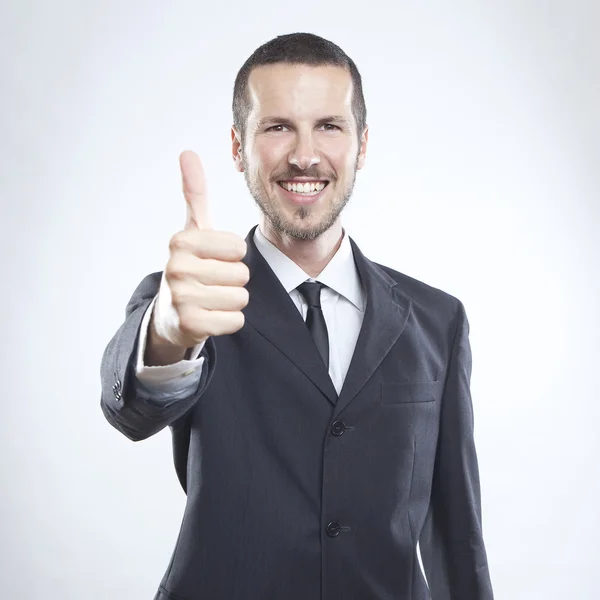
[{"xmin": 1, "ymin": 0, "xmax": 598, "ymax": 598}]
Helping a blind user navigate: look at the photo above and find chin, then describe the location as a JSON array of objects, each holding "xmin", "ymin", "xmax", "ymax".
[{"xmin": 292, "ymin": 214, "xmax": 339, "ymax": 240}]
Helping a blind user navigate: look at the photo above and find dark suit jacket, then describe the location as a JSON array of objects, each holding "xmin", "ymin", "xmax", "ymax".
[{"xmin": 100, "ymin": 224, "xmax": 494, "ymax": 600}]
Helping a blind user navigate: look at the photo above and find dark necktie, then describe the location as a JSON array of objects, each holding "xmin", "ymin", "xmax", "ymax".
[{"xmin": 296, "ymin": 281, "xmax": 329, "ymax": 371}]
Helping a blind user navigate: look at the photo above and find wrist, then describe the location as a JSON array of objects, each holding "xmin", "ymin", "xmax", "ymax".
[{"xmin": 145, "ymin": 315, "xmax": 188, "ymax": 366}]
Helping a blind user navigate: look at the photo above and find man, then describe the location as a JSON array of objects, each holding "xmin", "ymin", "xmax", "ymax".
[{"xmin": 100, "ymin": 32, "xmax": 494, "ymax": 600}]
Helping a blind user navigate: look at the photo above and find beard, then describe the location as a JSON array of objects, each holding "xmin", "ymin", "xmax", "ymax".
[{"xmin": 242, "ymin": 155, "xmax": 359, "ymax": 242}]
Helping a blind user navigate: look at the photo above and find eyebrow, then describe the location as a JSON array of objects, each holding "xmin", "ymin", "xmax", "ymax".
[{"xmin": 256, "ymin": 115, "xmax": 352, "ymax": 128}]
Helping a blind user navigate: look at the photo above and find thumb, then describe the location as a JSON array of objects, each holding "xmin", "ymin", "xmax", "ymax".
[{"xmin": 180, "ymin": 150, "xmax": 212, "ymax": 230}]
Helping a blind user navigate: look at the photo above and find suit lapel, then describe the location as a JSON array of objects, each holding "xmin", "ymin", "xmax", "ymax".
[
  {"xmin": 333, "ymin": 236, "xmax": 411, "ymax": 415},
  {"xmin": 242, "ymin": 225, "xmax": 412, "ymax": 415}
]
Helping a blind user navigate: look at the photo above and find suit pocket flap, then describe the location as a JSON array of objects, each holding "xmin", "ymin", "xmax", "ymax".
[{"xmin": 381, "ymin": 381, "xmax": 441, "ymax": 404}]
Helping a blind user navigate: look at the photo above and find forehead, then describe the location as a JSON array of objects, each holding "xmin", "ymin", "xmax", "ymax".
[{"xmin": 246, "ymin": 63, "xmax": 354, "ymax": 120}]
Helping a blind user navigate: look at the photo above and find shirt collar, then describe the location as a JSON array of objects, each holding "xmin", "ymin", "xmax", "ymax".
[{"xmin": 253, "ymin": 224, "xmax": 365, "ymax": 312}]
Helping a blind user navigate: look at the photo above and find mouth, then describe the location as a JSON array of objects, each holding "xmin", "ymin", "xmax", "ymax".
[
  {"xmin": 276, "ymin": 180, "xmax": 330, "ymax": 205},
  {"xmin": 277, "ymin": 180, "xmax": 329, "ymax": 194}
]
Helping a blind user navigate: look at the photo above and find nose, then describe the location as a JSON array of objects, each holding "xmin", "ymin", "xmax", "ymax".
[{"xmin": 288, "ymin": 133, "xmax": 320, "ymax": 170}]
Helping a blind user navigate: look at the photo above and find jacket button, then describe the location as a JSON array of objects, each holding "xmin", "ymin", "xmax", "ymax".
[
  {"xmin": 113, "ymin": 378, "xmax": 123, "ymax": 401},
  {"xmin": 326, "ymin": 521, "xmax": 341, "ymax": 537},
  {"xmin": 331, "ymin": 421, "xmax": 346, "ymax": 436}
]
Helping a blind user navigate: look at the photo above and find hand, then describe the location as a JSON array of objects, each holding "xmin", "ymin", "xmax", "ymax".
[{"xmin": 150, "ymin": 150, "xmax": 250, "ymax": 351}]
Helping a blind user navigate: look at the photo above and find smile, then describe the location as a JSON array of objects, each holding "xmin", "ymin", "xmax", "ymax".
[{"xmin": 278, "ymin": 180, "xmax": 329, "ymax": 196}]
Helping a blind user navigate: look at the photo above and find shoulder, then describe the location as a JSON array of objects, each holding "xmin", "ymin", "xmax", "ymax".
[{"xmin": 372, "ymin": 260, "xmax": 464, "ymax": 326}]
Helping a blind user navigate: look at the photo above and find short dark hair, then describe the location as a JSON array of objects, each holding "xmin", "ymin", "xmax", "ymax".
[{"xmin": 232, "ymin": 33, "xmax": 367, "ymax": 144}]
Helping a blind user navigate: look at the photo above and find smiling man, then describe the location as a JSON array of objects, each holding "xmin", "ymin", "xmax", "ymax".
[{"xmin": 100, "ymin": 33, "xmax": 494, "ymax": 600}]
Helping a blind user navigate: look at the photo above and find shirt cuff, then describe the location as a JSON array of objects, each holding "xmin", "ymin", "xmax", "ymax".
[{"xmin": 135, "ymin": 295, "xmax": 207, "ymax": 386}]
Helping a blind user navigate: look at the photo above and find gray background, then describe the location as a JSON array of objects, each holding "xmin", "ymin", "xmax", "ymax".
[{"xmin": 1, "ymin": 0, "xmax": 598, "ymax": 598}]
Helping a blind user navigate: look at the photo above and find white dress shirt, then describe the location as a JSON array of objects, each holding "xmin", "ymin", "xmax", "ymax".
[{"xmin": 134, "ymin": 225, "xmax": 366, "ymax": 399}]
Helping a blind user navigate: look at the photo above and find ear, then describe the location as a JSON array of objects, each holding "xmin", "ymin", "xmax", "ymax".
[
  {"xmin": 231, "ymin": 127, "xmax": 244, "ymax": 172},
  {"xmin": 356, "ymin": 125, "xmax": 369, "ymax": 170}
]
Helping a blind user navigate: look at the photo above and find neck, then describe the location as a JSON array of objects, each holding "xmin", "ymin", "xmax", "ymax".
[{"xmin": 259, "ymin": 218, "xmax": 343, "ymax": 279}]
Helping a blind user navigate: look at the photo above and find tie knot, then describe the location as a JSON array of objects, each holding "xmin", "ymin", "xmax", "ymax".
[{"xmin": 297, "ymin": 281, "xmax": 325, "ymax": 308}]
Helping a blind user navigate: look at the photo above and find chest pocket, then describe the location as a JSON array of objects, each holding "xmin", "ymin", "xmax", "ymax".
[{"xmin": 381, "ymin": 381, "xmax": 442, "ymax": 404}]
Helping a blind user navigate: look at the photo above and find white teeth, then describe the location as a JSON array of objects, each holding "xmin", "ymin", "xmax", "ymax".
[{"xmin": 280, "ymin": 181, "xmax": 327, "ymax": 194}]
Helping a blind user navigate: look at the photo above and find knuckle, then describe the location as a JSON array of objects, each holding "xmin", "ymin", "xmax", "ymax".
[
  {"xmin": 169, "ymin": 232, "xmax": 186, "ymax": 252},
  {"xmin": 170, "ymin": 287, "xmax": 186, "ymax": 306},
  {"xmin": 165, "ymin": 265, "xmax": 183, "ymax": 283},
  {"xmin": 166, "ymin": 260, "xmax": 185, "ymax": 281}
]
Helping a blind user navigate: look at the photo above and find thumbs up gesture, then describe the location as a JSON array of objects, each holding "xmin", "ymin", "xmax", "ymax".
[{"xmin": 149, "ymin": 151, "xmax": 250, "ymax": 357}]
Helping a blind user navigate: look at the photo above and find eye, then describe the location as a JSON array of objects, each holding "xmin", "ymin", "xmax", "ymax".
[
  {"xmin": 320, "ymin": 124, "xmax": 341, "ymax": 131},
  {"xmin": 266, "ymin": 125, "xmax": 289, "ymax": 132}
]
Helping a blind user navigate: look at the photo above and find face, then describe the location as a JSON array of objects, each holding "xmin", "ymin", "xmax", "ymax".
[{"xmin": 232, "ymin": 63, "xmax": 368, "ymax": 242}]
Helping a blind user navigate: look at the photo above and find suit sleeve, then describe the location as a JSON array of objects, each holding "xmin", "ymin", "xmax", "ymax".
[
  {"xmin": 419, "ymin": 300, "xmax": 494, "ymax": 599},
  {"xmin": 99, "ymin": 271, "xmax": 217, "ymax": 442}
]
